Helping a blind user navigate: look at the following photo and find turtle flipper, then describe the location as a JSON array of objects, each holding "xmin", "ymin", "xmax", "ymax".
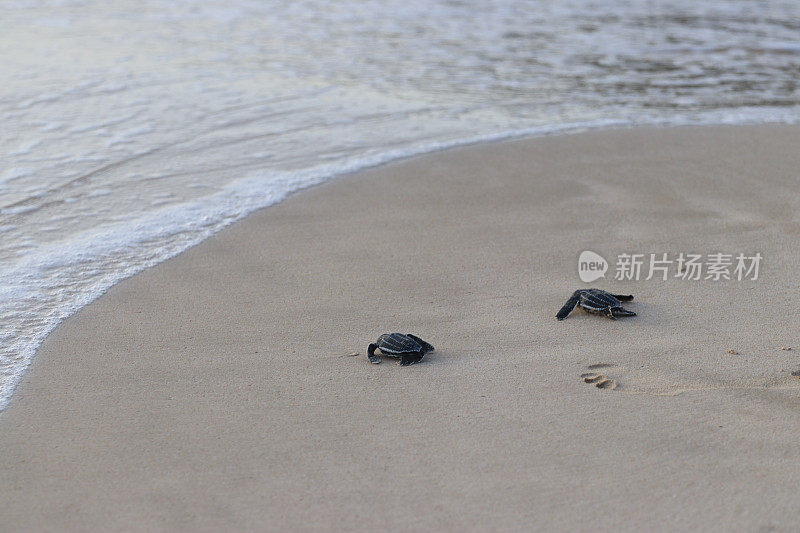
[
  {"xmin": 556, "ymin": 291, "xmax": 581, "ymax": 321},
  {"xmin": 399, "ymin": 352, "xmax": 423, "ymax": 366},
  {"xmin": 610, "ymin": 307, "xmax": 636, "ymax": 318},
  {"xmin": 367, "ymin": 343, "xmax": 381, "ymax": 364},
  {"xmin": 612, "ymin": 294, "xmax": 634, "ymax": 301}
]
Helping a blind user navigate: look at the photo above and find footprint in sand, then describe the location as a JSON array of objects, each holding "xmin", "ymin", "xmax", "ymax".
[
  {"xmin": 579, "ymin": 362, "xmax": 800, "ymax": 396},
  {"xmin": 580, "ymin": 363, "xmax": 618, "ymax": 390}
]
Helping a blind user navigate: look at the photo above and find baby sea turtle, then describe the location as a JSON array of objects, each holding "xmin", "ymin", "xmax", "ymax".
[
  {"xmin": 556, "ymin": 289, "xmax": 636, "ymax": 320},
  {"xmin": 367, "ymin": 333, "xmax": 434, "ymax": 366}
]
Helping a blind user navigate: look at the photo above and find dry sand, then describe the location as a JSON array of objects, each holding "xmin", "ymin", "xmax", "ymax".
[{"xmin": 2, "ymin": 126, "xmax": 800, "ymax": 531}]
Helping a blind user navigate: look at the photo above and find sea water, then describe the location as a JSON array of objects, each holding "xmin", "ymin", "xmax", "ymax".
[{"xmin": 1, "ymin": 0, "xmax": 799, "ymax": 410}]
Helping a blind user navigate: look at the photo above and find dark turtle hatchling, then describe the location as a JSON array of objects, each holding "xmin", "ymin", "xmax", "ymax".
[
  {"xmin": 367, "ymin": 333, "xmax": 434, "ymax": 366},
  {"xmin": 556, "ymin": 289, "xmax": 636, "ymax": 320}
]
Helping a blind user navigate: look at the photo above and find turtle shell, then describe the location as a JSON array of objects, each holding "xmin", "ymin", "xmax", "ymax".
[
  {"xmin": 580, "ymin": 288, "xmax": 623, "ymax": 310},
  {"xmin": 376, "ymin": 333, "xmax": 424, "ymax": 355}
]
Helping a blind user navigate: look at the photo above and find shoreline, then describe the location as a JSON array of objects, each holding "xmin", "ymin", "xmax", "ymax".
[
  {"xmin": 1, "ymin": 118, "xmax": 797, "ymax": 413},
  {"xmin": 0, "ymin": 118, "xmax": 709, "ymax": 413},
  {"xmin": 3, "ymin": 125, "xmax": 800, "ymax": 530}
]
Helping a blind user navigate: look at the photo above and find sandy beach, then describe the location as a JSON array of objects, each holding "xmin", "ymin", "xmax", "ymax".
[{"xmin": 2, "ymin": 125, "xmax": 800, "ymax": 531}]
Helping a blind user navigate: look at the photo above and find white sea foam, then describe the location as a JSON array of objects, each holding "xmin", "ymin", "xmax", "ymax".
[{"xmin": 0, "ymin": 0, "xmax": 799, "ymax": 411}]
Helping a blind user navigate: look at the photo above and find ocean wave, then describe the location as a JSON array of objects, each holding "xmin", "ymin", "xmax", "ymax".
[{"xmin": 1, "ymin": 0, "xmax": 799, "ymax": 411}]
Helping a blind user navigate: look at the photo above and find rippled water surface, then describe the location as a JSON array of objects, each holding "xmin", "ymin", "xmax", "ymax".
[{"xmin": 1, "ymin": 0, "xmax": 799, "ymax": 409}]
